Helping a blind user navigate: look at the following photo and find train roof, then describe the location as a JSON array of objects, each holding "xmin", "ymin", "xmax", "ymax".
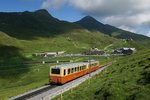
[{"xmin": 50, "ymin": 60, "xmax": 98, "ymax": 69}]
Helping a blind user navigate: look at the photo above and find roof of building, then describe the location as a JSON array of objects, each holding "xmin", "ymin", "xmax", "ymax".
[{"xmin": 50, "ymin": 60, "xmax": 97, "ymax": 69}]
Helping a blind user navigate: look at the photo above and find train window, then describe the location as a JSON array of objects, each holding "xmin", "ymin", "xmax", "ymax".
[
  {"xmin": 89, "ymin": 64, "xmax": 91, "ymax": 67},
  {"xmin": 68, "ymin": 69, "xmax": 70, "ymax": 74},
  {"xmin": 64, "ymin": 69, "xmax": 66, "ymax": 75},
  {"xmin": 83, "ymin": 65, "xmax": 86, "ymax": 70},
  {"xmin": 75, "ymin": 67, "xmax": 77, "ymax": 72},
  {"xmin": 51, "ymin": 68, "xmax": 60, "ymax": 74},
  {"xmin": 93, "ymin": 63, "xmax": 96, "ymax": 66},
  {"xmin": 82, "ymin": 66, "xmax": 84, "ymax": 70},
  {"xmin": 81, "ymin": 66, "xmax": 83, "ymax": 70},
  {"xmin": 71, "ymin": 68, "xmax": 74, "ymax": 73}
]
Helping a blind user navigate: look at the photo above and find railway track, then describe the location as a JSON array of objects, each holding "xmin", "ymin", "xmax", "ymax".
[
  {"xmin": 10, "ymin": 62, "xmax": 113, "ymax": 100},
  {"xmin": 11, "ymin": 85, "xmax": 57, "ymax": 100}
]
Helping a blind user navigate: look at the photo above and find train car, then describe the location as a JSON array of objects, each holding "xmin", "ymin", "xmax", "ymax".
[{"xmin": 49, "ymin": 60, "xmax": 99, "ymax": 84}]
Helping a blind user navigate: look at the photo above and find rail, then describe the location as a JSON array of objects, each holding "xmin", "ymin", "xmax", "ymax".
[{"xmin": 9, "ymin": 62, "xmax": 114, "ymax": 100}]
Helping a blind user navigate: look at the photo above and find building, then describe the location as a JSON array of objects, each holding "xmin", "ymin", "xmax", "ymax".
[
  {"xmin": 82, "ymin": 48, "xmax": 105, "ymax": 55},
  {"xmin": 112, "ymin": 48, "xmax": 136, "ymax": 55},
  {"xmin": 32, "ymin": 51, "xmax": 65, "ymax": 57}
]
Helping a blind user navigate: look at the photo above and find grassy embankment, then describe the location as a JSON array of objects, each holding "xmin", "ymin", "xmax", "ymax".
[{"xmin": 53, "ymin": 49, "xmax": 150, "ymax": 100}]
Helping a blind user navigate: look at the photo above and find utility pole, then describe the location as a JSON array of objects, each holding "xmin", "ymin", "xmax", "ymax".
[
  {"xmin": 89, "ymin": 48, "xmax": 91, "ymax": 77},
  {"xmin": 88, "ymin": 48, "xmax": 91, "ymax": 84}
]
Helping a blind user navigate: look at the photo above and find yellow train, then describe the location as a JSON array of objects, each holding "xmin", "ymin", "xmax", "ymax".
[{"xmin": 49, "ymin": 60, "xmax": 99, "ymax": 84}]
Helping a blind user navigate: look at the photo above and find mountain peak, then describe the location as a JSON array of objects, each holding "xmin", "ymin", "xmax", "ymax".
[
  {"xmin": 34, "ymin": 9, "xmax": 49, "ymax": 13},
  {"xmin": 75, "ymin": 15, "xmax": 106, "ymax": 33},
  {"xmin": 84, "ymin": 15, "xmax": 94, "ymax": 19},
  {"xmin": 33, "ymin": 9, "xmax": 51, "ymax": 16},
  {"xmin": 21, "ymin": 9, "xmax": 51, "ymax": 16},
  {"xmin": 81, "ymin": 16, "xmax": 97, "ymax": 22}
]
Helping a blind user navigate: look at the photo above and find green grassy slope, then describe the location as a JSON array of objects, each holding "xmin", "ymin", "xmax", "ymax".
[
  {"xmin": 54, "ymin": 49, "xmax": 150, "ymax": 100},
  {"xmin": 0, "ymin": 30, "xmax": 118, "ymax": 63}
]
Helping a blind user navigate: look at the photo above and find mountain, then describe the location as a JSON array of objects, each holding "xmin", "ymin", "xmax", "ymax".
[
  {"xmin": 0, "ymin": 9, "xmax": 149, "ymax": 53},
  {"xmin": 75, "ymin": 16, "xmax": 112, "ymax": 35},
  {"xmin": 0, "ymin": 9, "xmax": 149, "ymax": 41},
  {"xmin": 75, "ymin": 16, "xmax": 150, "ymax": 42},
  {"xmin": 0, "ymin": 9, "xmax": 120, "ymax": 64},
  {"xmin": 0, "ymin": 9, "xmax": 149, "ymax": 57},
  {"xmin": 0, "ymin": 9, "xmax": 81, "ymax": 39}
]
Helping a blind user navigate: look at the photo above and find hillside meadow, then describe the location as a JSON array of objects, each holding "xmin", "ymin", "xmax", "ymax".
[{"xmin": 53, "ymin": 49, "xmax": 150, "ymax": 100}]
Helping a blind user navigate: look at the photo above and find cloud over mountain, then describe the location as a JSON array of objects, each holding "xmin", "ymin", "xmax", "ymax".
[{"xmin": 41, "ymin": 0, "xmax": 67, "ymax": 9}]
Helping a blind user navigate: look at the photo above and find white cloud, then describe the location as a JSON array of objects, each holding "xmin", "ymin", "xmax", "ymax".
[
  {"xmin": 103, "ymin": 13, "xmax": 150, "ymax": 28},
  {"xmin": 68, "ymin": 0, "xmax": 150, "ymax": 16},
  {"xmin": 41, "ymin": 0, "xmax": 67, "ymax": 9},
  {"xmin": 119, "ymin": 25, "xmax": 136, "ymax": 33}
]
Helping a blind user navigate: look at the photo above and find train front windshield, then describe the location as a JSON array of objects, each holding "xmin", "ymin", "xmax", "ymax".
[{"xmin": 51, "ymin": 68, "xmax": 60, "ymax": 74}]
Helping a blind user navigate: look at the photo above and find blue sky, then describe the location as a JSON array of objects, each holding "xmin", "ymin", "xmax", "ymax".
[
  {"xmin": 0, "ymin": 0, "xmax": 83, "ymax": 22},
  {"xmin": 0, "ymin": 0, "xmax": 42, "ymax": 12},
  {"xmin": 0, "ymin": 0, "xmax": 150, "ymax": 37}
]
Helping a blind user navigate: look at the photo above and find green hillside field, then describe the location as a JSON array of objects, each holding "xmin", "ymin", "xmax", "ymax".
[{"xmin": 0, "ymin": 30, "xmax": 117, "ymax": 99}]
